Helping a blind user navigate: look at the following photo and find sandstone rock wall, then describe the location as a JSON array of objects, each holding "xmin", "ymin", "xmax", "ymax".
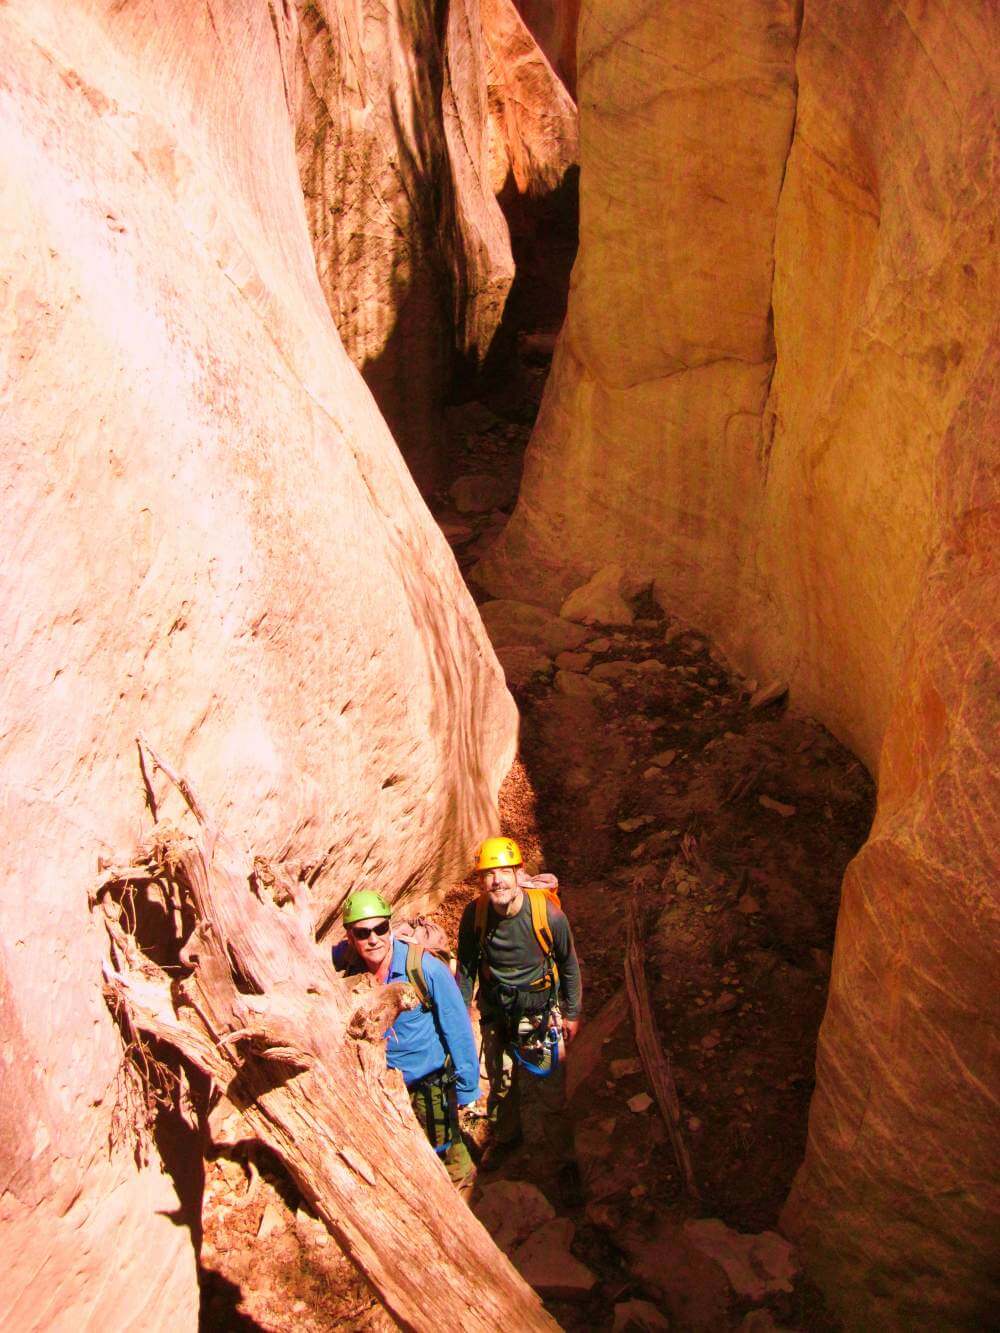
[
  {"xmin": 483, "ymin": 0, "xmax": 579, "ymax": 198},
  {"xmin": 513, "ymin": 0, "xmax": 581, "ymax": 95},
  {"xmin": 294, "ymin": 0, "xmax": 514, "ymax": 492},
  {"xmin": 479, "ymin": 0, "xmax": 998, "ymax": 1324},
  {"xmin": 0, "ymin": 2, "xmax": 516, "ymax": 1327}
]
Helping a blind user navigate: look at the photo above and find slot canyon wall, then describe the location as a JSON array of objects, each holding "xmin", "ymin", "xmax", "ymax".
[
  {"xmin": 294, "ymin": 0, "xmax": 577, "ymax": 491},
  {"xmin": 0, "ymin": 1, "xmax": 518, "ymax": 1327},
  {"xmin": 480, "ymin": 0, "xmax": 998, "ymax": 1326},
  {"xmin": 513, "ymin": 0, "xmax": 581, "ymax": 95}
]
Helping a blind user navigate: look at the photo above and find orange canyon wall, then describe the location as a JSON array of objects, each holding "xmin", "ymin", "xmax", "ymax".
[
  {"xmin": 0, "ymin": 2, "xmax": 517, "ymax": 1327},
  {"xmin": 480, "ymin": 0, "xmax": 998, "ymax": 1325}
]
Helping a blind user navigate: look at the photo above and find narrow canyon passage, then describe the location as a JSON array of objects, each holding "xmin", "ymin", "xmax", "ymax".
[
  {"xmin": 199, "ymin": 333, "xmax": 875, "ymax": 1331},
  {"xmin": 3, "ymin": 3, "xmax": 993, "ymax": 1330}
]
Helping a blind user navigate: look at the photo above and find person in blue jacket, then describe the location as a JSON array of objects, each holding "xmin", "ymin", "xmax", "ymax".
[{"xmin": 333, "ymin": 889, "xmax": 479, "ymax": 1191}]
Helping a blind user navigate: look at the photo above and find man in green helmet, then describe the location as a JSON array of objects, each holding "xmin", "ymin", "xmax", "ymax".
[{"xmin": 333, "ymin": 890, "xmax": 479, "ymax": 1191}]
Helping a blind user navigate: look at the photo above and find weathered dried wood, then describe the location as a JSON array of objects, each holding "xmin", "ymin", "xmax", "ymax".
[
  {"xmin": 624, "ymin": 899, "xmax": 699, "ymax": 1200},
  {"xmin": 98, "ymin": 740, "xmax": 558, "ymax": 1333}
]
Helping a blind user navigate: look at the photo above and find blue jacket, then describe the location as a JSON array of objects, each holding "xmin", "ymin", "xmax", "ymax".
[{"xmin": 333, "ymin": 937, "xmax": 481, "ymax": 1106}]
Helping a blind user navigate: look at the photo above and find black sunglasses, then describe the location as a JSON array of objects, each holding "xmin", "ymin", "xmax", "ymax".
[{"xmin": 350, "ymin": 920, "xmax": 390, "ymax": 941}]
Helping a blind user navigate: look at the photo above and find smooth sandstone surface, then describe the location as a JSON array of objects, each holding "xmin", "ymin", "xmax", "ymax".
[
  {"xmin": 0, "ymin": 2, "xmax": 516, "ymax": 1328},
  {"xmin": 479, "ymin": 0, "xmax": 998, "ymax": 1324}
]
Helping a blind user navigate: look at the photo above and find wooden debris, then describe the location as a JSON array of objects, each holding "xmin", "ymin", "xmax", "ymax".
[
  {"xmin": 624, "ymin": 899, "xmax": 699, "ymax": 1198},
  {"xmin": 95, "ymin": 738, "xmax": 556, "ymax": 1333},
  {"xmin": 758, "ymin": 795, "xmax": 797, "ymax": 818}
]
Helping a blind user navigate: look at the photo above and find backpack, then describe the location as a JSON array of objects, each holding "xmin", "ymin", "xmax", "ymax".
[
  {"xmin": 394, "ymin": 916, "xmax": 454, "ymax": 1010},
  {"xmin": 473, "ymin": 871, "xmax": 562, "ymax": 991}
]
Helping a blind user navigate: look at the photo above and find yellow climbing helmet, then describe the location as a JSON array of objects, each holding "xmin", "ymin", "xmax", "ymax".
[{"xmin": 476, "ymin": 836, "xmax": 523, "ymax": 871}]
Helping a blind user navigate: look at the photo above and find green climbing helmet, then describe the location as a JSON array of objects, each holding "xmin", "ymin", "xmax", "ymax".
[{"xmin": 342, "ymin": 889, "xmax": 392, "ymax": 926}]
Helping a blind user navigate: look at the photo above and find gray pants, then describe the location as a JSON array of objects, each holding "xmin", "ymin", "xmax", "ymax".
[{"xmin": 481, "ymin": 1014, "xmax": 571, "ymax": 1158}]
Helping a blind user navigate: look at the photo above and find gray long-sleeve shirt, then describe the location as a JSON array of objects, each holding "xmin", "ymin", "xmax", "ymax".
[{"xmin": 456, "ymin": 892, "xmax": 582, "ymax": 1019}]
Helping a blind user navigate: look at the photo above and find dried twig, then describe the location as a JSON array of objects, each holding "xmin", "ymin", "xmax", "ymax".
[{"xmin": 625, "ymin": 898, "xmax": 699, "ymax": 1199}]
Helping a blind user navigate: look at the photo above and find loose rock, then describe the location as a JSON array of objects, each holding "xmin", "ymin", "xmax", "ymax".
[
  {"xmin": 449, "ymin": 473, "xmax": 518, "ymax": 514},
  {"xmin": 554, "ymin": 650, "xmax": 594, "ymax": 671},
  {"xmin": 473, "ymin": 1180, "xmax": 556, "ymax": 1253},
  {"xmin": 628, "ymin": 1093, "xmax": 654, "ymax": 1113},
  {"xmin": 560, "ymin": 563, "xmax": 634, "ymax": 625},
  {"xmin": 610, "ymin": 1057, "xmax": 643, "ymax": 1079},
  {"xmin": 555, "ymin": 669, "xmax": 613, "ymax": 701},
  {"xmin": 511, "ymin": 1217, "xmax": 598, "ymax": 1300},
  {"xmin": 683, "ymin": 1218, "xmax": 798, "ymax": 1301},
  {"xmin": 591, "ymin": 659, "xmax": 638, "ymax": 681},
  {"xmin": 480, "ymin": 600, "xmax": 589, "ymax": 654},
  {"xmin": 612, "ymin": 1297, "xmax": 671, "ymax": 1331},
  {"xmin": 495, "ymin": 645, "xmax": 552, "ymax": 689},
  {"xmin": 748, "ymin": 680, "xmax": 788, "ymax": 710}
]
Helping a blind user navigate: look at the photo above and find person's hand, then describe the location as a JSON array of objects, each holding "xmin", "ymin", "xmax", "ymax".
[{"xmin": 562, "ymin": 1016, "xmax": 581, "ymax": 1044}]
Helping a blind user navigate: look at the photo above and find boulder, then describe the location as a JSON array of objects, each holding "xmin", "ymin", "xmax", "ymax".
[
  {"xmin": 623, "ymin": 1219, "xmax": 731, "ymax": 1329},
  {"xmin": 590, "ymin": 659, "xmax": 637, "ymax": 681},
  {"xmin": 473, "ymin": 1180, "xmax": 556, "ymax": 1253},
  {"xmin": 445, "ymin": 401, "xmax": 503, "ymax": 435},
  {"xmin": 480, "ymin": 600, "xmax": 589, "ymax": 653},
  {"xmin": 511, "ymin": 1217, "xmax": 597, "ymax": 1301},
  {"xmin": 683, "ymin": 1219, "xmax": 797, "ymax": 1302},
  {"xmin": 560, "ymin": 563, "xmax": 634, "ymax": 625}
]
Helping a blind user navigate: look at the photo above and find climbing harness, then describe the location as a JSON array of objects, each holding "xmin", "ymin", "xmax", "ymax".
[{"xmin": 408, "ymin": 1059, "xmax": 461, "ymax": 1153}]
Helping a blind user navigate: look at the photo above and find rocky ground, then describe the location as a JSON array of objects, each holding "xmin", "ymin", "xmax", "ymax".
[{"xmin": 199, "ymin": 344, "xmax": 875, "ymax": 1331}]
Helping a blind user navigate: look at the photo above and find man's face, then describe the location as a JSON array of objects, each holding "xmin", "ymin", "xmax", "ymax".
[
  {"xmin": 480, "ymin": 865, "xmax": 520, "ymax": 913},
  {"xmin": 348, "ymin": 916, "xmax": 392, "ymax": 971}
]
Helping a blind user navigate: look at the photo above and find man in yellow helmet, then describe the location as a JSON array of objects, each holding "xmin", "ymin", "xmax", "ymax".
[{"xmin": 456, "ymin": 836, "xmax": 582, "ymax": 1165}]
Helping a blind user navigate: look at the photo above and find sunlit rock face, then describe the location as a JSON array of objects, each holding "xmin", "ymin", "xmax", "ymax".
[
  {"xmin": 513, "ymin": 0, "xmax": 581, "ymax": 95},
  {"xmin": 294, "ymin": 0, "xmax": 514, "ymax": 492},
  {"xmin": 0, "ymin": 2, "xmax": 516, "ymax": 1328},
  {"xmin": 293, "ymin": 0, "xmax": 575, "ymax": 491},
  {"xmin": 483, "ymin": 0, "xmax": 578, "ymax": 199},
  {"xmin": 480, "ymin": 0, "xmax": 998, "ymax": 1324}
]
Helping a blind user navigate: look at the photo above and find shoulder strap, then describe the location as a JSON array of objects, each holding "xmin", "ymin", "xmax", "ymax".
[
  {"xmin": 404, "ymin": 941, "xmax": 431, "ymax": 1009},
  {"xmin": 474, "ymin": 892, "xmax": 490, "ymax": 941},
  {"xmin": 526, "ymin": 889, "xmax": 560, "ymax": 988}
]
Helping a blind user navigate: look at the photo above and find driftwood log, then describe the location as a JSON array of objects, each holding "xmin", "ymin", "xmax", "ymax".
[
  {"xmin": 624, "ymin": 899, "xmax": 699, "ymax": 1199},
  {"xmin": 96, "ymin": 739, "xmax": 557, "ymax": 1333}
]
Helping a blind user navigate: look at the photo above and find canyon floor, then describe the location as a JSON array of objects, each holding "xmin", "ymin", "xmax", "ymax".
[{"xmin": 198, "ymin": 344, "xmax": 875, "ymax": 1331}]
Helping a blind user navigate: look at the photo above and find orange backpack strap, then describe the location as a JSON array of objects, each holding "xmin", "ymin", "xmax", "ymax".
[{"xmin": 526, "ymin": 889, "xmax": 559, "ymax": 989}]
